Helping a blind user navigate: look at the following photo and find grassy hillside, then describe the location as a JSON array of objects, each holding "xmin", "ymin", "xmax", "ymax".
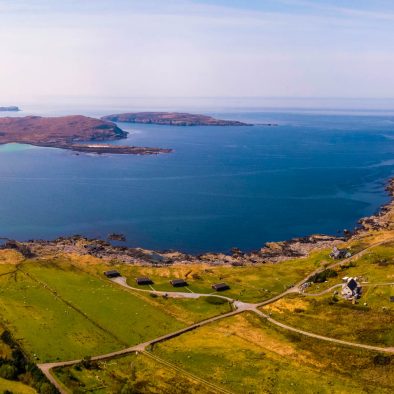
[
  {"xmin": 85, "ymin": 250, "xmax": 329, "ymax": 303},
  {"xmin": 0, "ymin": 256, "xmax": 230, "ymax": 363},
  {"xmin": 152, "ymin": 312, "xmax": 394, "ymax": 393}
]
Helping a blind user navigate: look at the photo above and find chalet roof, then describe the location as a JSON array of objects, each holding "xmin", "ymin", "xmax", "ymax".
[
  {"xmin": 170, "ymin": 279, "xmax": 188, "ymax": 286},
  {"xmin": 104, "ymin": 270, "xmax": 121, "ymax": 277},
  {"xmin": 212, "ymin": 282, "xmax": 230, "ymax": 291},
  {"xmin": 347, "ymin": 278, "xmax": 358, "ymax": 291},
  {"xmin": 135, "ymin": 277, "xmax": 153, "ymax": 285},
  {"xmin": 104, "ymin": 270, "xmax": 120, "ymax": 275}
]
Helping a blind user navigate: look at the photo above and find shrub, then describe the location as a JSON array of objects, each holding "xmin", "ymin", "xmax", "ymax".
[
  {"xmin": 39, "ymin": 382, "xmax": 58, "ymax": 394},
  {"xmin": 0, "ymin": 364, "xmax": 17, "ymax": 380},
  {"xmin": 205, "ymin": 296, "xmax": 227, "ymax": 305},
  {"xmin": 308, "ymin": 269, "xmax": 338, "ymax": 283},
  {"xmin": 373, "ymin": 354, "xmax": 392, "ymax": 366}
]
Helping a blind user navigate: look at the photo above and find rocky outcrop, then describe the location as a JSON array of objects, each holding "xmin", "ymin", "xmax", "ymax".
[
  {"xmin": 256, "ymin": 235, "xmax": 343, "ymax": 263},
  {"xmin": 355, "ymin": 179, "xmax": 394, "ymax": 234}
]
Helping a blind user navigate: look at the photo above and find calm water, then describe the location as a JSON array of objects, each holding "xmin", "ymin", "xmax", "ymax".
[{"xmin": 0, "ymin": 107, "xmax": 393, "ymax": 253}]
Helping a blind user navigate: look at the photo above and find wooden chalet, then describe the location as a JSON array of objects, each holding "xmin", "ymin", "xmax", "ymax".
[
  {"xmin": 170, "ymin": 279, "xmax": 188, "ymax": 287},
  {"xmin": 135, "ymin": 277, "xmax": 154, "ymax": 285},
  {"xmin": 104, "ymin": 270, "xmax": 121, "ymax": 278},
  {"xmin": 212, "ymin": 282, "xmax": 230, "ymax": 291}
]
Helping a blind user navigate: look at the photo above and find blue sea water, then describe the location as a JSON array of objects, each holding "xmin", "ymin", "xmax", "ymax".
[{"xmin": 0, "ymin": 107, "xmax": 393, "ymax": 253}]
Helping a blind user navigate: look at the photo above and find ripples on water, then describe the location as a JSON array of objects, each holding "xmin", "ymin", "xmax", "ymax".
[{"xmin": 0, "ymin": 107, "xmax": 393, "ymax": 253}]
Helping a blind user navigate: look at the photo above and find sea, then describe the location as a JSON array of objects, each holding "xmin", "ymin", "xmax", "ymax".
[{"xmin": 1, "ymin": 98, "xmax": 394, "ymax": 253}]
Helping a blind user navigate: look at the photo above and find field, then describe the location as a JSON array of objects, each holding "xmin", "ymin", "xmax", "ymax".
[
  {"xmin": 262, "ymin": 288, "xmax": 394, "ymax": 346},
  {"xmin": 54, "ymin": 352, "xmax": 215, "ymax": 394},
  {"xmin": 0, "ymin": 237, "xmax": 393, "ymax": 393},
  {"xmin": 258, "ymin": 241, "xmax": 394, "ymax": 347},
  {"xmin": 0, "ymin": 256, "xmax": 230, "ymax": 363},
  {"xmin": 151, "ymin": 312, "xmax": 394, "ymax": 393},
  {"xmin": 57, "ymin": 311, "xmax": 394, "ymax": 393},
  {"xmin": 0, "ymin": 377, "xmax": 37, "ymax": 393},
  {"xmin": 82, "ymin": 249, "xmax": 330, "ymax": 303}
]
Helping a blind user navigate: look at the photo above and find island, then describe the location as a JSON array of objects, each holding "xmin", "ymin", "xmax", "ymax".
[
  {"xmin": 101, "ymin": 112, "xmax": 253, "ymax": 126},
  {"xmin": 0, "ymin": 106, "xmax": 20, "ymax": 111},
  {"xmin": 0, "ymin": 115, "xmax": 171, "ymax": 155}
]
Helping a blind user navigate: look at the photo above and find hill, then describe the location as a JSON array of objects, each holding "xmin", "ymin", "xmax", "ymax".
[{"xmin": 0, "ymin": 115, "xmax": 170, "ymax": 154}]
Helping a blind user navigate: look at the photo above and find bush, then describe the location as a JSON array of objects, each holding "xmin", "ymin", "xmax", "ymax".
[
  {"xmin": 39, "ymin": 382, "xmax": 58, "ymax": 394},
  {"xmin": 308, "ymin": 269, "xmax": 338, "ymax": 283},
  {"xmin": 373, "ymin": 354, "xmax": 391, "ymax": 366},
  {"xmin": 0, "ymin": 364, "xmax": 17, "ymax": 380},
  {"xmin": 0, "ymin": 331, "xmax": 13, "ymax": 346},
  {"xmin": 205, "ymin": 296, "xmax": 227, "ymax": 305}
]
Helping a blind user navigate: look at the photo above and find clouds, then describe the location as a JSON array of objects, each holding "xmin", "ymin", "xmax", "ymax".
[{"xmin": 1, "ymin": 0, "xmax": 394, "ymax": 103}]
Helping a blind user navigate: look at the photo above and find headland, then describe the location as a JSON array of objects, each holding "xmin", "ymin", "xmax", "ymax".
[
  {"xmin": 0, "ymin": 106, "xmax": 20, "ymax": 111},
  {"xmin": 0, "ymin": 115, "xmax": 171, "ymax": 155},
  {"xmin": 102, "ymin": 112, "xmax": 253, "ymax": 126}
]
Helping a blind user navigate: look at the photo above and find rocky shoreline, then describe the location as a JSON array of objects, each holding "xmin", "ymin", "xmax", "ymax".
[{"xmin": 2, "ymin": 178, "xmax": 393, "ymax": 267}]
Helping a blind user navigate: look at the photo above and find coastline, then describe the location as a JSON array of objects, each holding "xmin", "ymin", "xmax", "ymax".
[{"xmin": 2, "ymin": 177, "xmax": 393, "ymax": 266}]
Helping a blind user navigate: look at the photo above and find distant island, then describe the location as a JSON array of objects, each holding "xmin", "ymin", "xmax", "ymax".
[
  {"xmin": 0, "ymin": 106, "xmax": 20, "ymax": 111},
  {"xmin": 0, "ymin": 115, "xmax": 171, "ymax": 155},
  {"xmin": 101, "ymin": 112, "xmax": 253, "ymax": 126}
]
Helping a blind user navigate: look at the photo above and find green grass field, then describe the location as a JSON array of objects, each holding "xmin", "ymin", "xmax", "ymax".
[
  {"xmin": 54, "ymin": 352, "xmax": 215, "ymax": 394},
  {"xmin": 0, "ymin": 258, "xmax": 230, "ymax": 363},
  {"xmin": 0, "ymin": 377, "xmax": 37, "ymax": 394},
  {"xmin": 262, "ymin": 287, "xmax": 394, "ymax": 347},
  {"xmin": 151, "ymin": 312, "xmax": 394, "ymax": 393},
  {"xmin": 304, "ymin": 243, "xmax": 394, "ymax": 294}
]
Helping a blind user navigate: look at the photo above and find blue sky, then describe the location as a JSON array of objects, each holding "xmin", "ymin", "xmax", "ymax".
[{"xmin": 1, "ymin": 0, "xmax": 394, "ymax": 102}]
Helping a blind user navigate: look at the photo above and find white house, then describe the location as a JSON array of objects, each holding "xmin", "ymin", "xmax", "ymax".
[{"xmin": 341, "ymin": 277, "xmax": 362, "ymax": 300}]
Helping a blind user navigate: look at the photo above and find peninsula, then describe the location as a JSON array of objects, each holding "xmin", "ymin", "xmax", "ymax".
[
  {"xmin": 0, "ymin": 115, "xmax": 171, "ymax": 155},
  {"xmin": 0, "ymin": 106, "xmax": 20, "ymax": 111},
  {"xmin": 102, "ymin": 111, "xmax": 252, "ymax": 126}
]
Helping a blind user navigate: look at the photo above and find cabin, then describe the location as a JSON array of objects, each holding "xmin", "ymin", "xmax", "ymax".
[
  {"xmin": 330, "ymin": 247, "xmax": 351, "ymax": 260},
  {"xmin": 170, "ymin": 279, "xmax": 188, "ymax": 287},
  {"xmin": 212, "ymin": 283, "xmax": 230, "ymax": 292},
  {"xmin": 135, "ymin": 277, "xmax": 154, "ymax": 285},
  {"xmin": 390, "ymin": 296, "xmax": 394, "ymax": 303},
  {"xmin": 104, "ymin": 270, "xmax": 121, "ymax": 278},
  {"xmin": 341, "ymin": 277, "xmax": 362, "ymax": 300}
]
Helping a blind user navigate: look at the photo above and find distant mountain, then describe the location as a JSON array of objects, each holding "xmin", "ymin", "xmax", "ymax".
[{"xmin": 102, "ymin": 112, "xmax": 252, "ymax": 126}]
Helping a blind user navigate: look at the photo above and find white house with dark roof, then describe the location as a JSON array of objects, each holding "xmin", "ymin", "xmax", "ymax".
[{"xmin": 341, "ymin": 277, "xmax": 362, "ymax": 300}]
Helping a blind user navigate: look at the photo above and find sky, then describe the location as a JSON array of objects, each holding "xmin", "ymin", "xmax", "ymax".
[{"xmin": 1, "ymin": 0, "xmax": 394, "ymax": 104}]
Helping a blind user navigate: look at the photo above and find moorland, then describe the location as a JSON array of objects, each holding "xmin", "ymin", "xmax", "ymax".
[{"xmin": 0, "ymin": 180, "xmax": 392, "ymax": 393}]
